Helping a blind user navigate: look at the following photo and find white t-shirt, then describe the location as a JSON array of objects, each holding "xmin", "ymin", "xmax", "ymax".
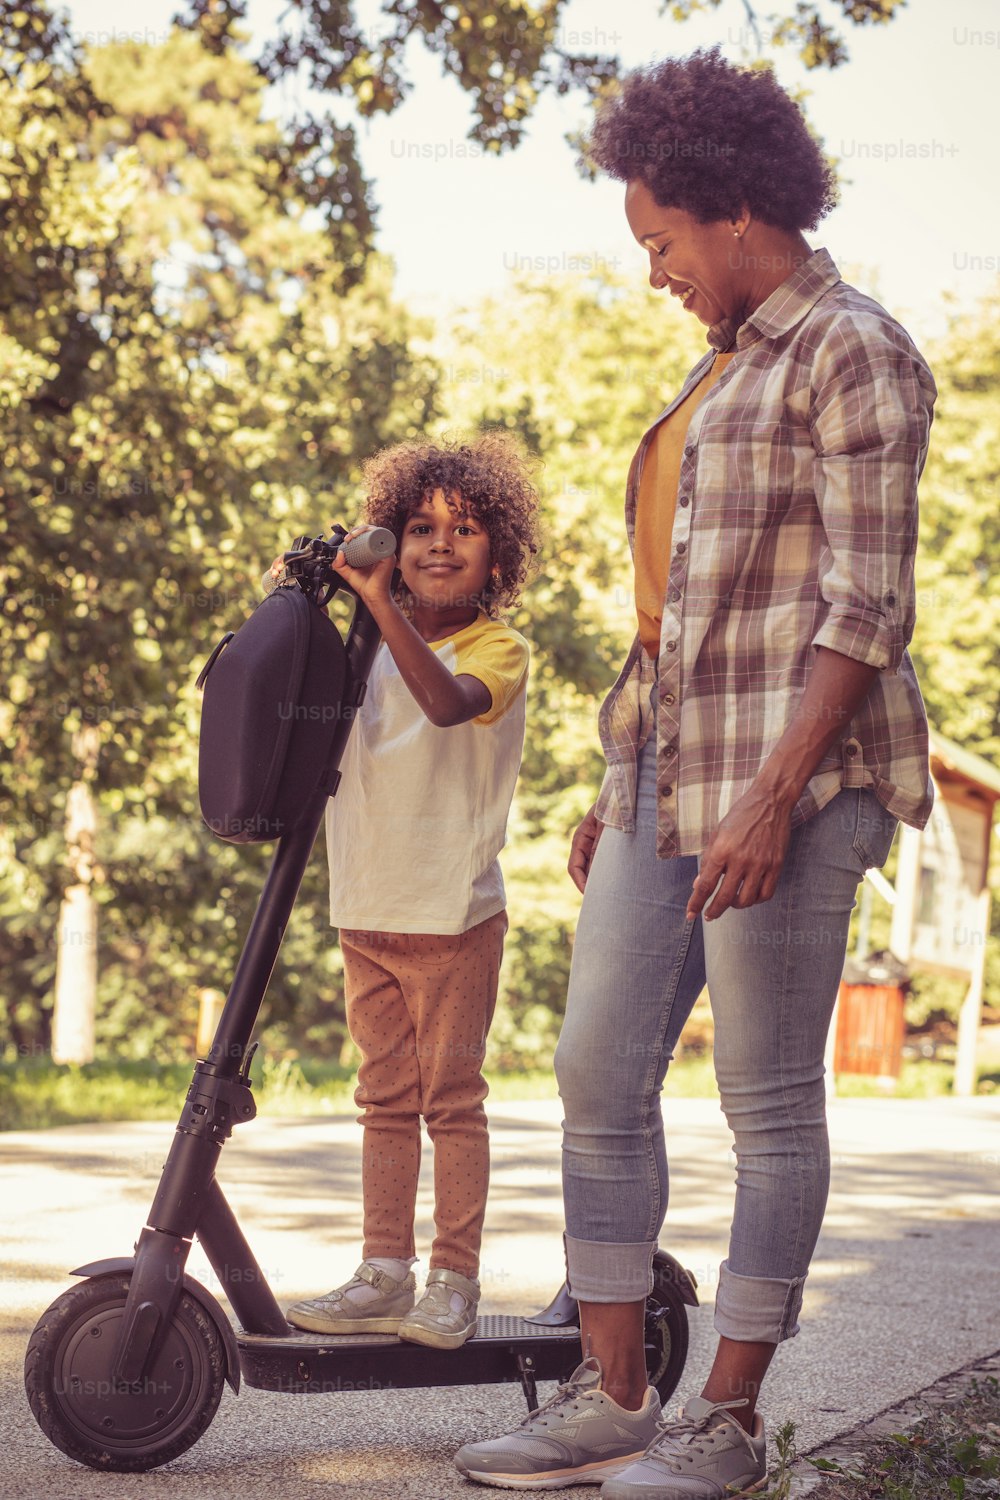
[{"xmin": 325, "ymin": 611, "xmax": 530, "ymax": 935}]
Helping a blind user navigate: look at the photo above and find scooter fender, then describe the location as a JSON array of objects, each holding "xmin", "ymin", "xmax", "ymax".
[
  {"xmin": 652, "ymin": 1248, "xmax": 699, "ymax": 1308},
  {"xmin": 71, "ymin": 1256, "xmax": 241, "ymax": 1394},
  {"xmin": 525, "ymin": 1247, "xmax": 699, "ymax": 1327}
]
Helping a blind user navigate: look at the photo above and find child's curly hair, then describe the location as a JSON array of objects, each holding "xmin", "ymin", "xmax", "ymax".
[{"xmin": 361, "ymin": 430, "xmax": 540, "ymax": 618}]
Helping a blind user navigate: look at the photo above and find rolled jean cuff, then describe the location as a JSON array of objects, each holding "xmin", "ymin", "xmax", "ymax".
[
  {"xmin": 564, "ymin": 1232, "xmax": 655, "ymax": 1303},
  {"xmin": 714, "ymin": 1259, "xmax": 805, "ymax": 1343}
]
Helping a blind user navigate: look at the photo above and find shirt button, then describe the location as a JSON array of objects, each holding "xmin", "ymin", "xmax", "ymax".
[
  {"xmin": 678, "ymin": 496, "xmax": 690, "ymax": 507},
  {"xmin": 676, "ymin": 542, "xmax": 687, "ymax": 555},
  {"xmin": 663, "ymin": 693, "xmax": 676, "ymax": 705},
  {"xmin": 846, "ymin": 743, "xmax": 858, "ymax": 757},
  {"xmin": 665, "ymin": 640, "xmax": 677, "ymax": 652},
  {"xmin": 661, "ymin": 785, "xmax": 673, "ymax": 797},
  {"xmin": 664, "ymin": 741, "xmax": 676, "ymax": 756},
  {"xmin": 670, "ymin": 589, "xmax": 681, "ymax": 603}
]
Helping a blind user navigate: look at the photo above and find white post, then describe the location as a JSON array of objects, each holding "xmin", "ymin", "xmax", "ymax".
[
  {"xmin": 196, "ymin": 988, "xmax": 227, "ymax": 1058},
  {"xmin": 52, "ymin": 879, "xmax": 98, "ymax": 1065},
  {"xmin": 954, "ymin": 887, "xmax": 991, "ymax": 1098},
  {"xmin": 890, "ymin": 823, "xmax": 921, "ymax": 964},
  {"xmin": 51, "ymin": 734, "xmax": 101, "ymax": 1067}
]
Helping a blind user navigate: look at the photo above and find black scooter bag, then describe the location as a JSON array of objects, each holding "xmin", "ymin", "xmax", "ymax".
[{"xmin": 196, "ymin": 584, "xmax": 349, "ymax": 844}]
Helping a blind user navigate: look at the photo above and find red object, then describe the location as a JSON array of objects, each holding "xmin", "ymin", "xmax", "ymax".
[{"xmin": 834, "ymin": 981, "xmax": 906, "ymax": 1077}]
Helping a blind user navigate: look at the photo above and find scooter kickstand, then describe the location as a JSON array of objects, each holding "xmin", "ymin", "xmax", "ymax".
[{"xmin": 516, "ymin": 1353, "xmax": 538, "ymax": 1413}]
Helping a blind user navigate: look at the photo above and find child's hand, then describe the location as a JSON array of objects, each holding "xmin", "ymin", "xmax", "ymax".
[
  {"xmin": 266, "ymin": 552, "xmax": 329, "ymax": 616},
  {"xmin": 331, "ymin": 524, "xmax": 397, "ymax": 610}
]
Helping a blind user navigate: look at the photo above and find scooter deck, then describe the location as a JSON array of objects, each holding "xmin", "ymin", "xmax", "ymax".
[{"xmin": 237, "ymin": 1315, "xmax": 582, "ymax": 1394}]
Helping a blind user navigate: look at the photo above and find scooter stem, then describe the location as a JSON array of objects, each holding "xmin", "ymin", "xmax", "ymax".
[{"xmin": 112, "ymin": 591, "xmax": 384, "ymax": 1382}]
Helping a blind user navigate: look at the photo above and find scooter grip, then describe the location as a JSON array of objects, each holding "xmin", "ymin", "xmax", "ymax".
[{"xmin": 339, "ymin": 527, "xmax": 396, "ymax": 568}]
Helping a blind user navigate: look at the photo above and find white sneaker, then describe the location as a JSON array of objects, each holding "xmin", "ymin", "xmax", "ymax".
[
  {"xmin": 600, "ymin": 1394, "xmax": 768, "ymax": 1498},
  {"xmin": 454, "ymin": 1356, "xmax": 662, "ymax": 1489}
]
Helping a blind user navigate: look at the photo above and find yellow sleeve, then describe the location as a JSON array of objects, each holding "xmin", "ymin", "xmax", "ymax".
[{"xmin": 453, "ymin": 623, "xmax": 530, "ymax": 726}]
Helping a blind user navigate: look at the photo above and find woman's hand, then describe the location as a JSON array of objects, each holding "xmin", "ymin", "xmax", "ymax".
[
  {"xmin": 686, "ymin": 784, "xmax": 794, "ymax": 922},
  {"xmin": 330, "ymin": 523, "xmax": 397, "ymax": 611},
  {"xmin": 568, "ymin": 804, "xmax": 605, "ymax": 893},
  {"xmin": 687, "ymin": 647, "xmax": 880, "ymax": 922}
]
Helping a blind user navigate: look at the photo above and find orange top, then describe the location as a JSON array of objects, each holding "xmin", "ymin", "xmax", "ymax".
[{"xmin": 634, "ymin": 351, "xmax": 737, "ymax": 657}]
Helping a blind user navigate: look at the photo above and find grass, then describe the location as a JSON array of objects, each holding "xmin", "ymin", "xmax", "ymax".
[
  {"xmin": 735, "ymin": 1375, "xmax": 1000, "ymax": 1498},
  {"xmin": 0, "ymin": 1052, "xmax": 564, "ymax": 1132},
  {"xmin": 0, "ymin": 1051, "xmax": 993, "ymax": 1133},
  {"xmin": 0, "ymin": 1054, "xmax": 345, "ymax": 1132},
  {"xmin": 659, "ymin": 1052, "xmax": 979, "ymax": 1101},
  {"xmin": 779, "ymin": 1373, "xmax": 1000, "ymax": 1499}
]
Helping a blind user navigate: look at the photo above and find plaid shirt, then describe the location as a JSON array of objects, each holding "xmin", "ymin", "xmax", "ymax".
[{"xmin": 595, "ymin": 248, "xmax": 937, "ymax": 858}]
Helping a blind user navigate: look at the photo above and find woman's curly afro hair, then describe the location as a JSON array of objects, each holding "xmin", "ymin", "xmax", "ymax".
[
  {"xmin": 588, "ymin": 47, "xmax": 836, "ymax": 231},
  {"xmin": 361, "ymin": 430, "xmax": 540, "ymax": 618}
]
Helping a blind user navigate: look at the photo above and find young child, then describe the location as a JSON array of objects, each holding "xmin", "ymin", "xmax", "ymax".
[{"xmin": 285, "ymin": 432, "xmax": 539, "ymax": 1350}]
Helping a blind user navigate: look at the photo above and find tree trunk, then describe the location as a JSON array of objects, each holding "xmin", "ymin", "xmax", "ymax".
[{"xmin": 51, "ymin": 728, "xmax": 101, "ymax": 1065}]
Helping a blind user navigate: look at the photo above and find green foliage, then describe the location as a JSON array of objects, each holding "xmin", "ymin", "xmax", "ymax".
[
  {"xmin": 662, "ymin": 0, "xmax": 906, "ymax": 69},
  {"xmin": 0, "ymin": 1046, "xmax": 986, "ymax": 1131},
  {"xmin": 182, "ymin": 0, "xmax": 908, "ymax": 163},
  {"xmin": 913, "ymin": 295, "xmax": 1000, "ymax": 765},
  {"xmin": 2, "ymin": 0, "xmax": 995, "ymax": 1075},
  {"xmin": 0, "ymin": 1056, "xmax": 195, "ymax": 1130},
  {"xmin": 0, "ymin": 1052, "xmax": 357, "ymax": 1129},
  {"xmin": 0, "ymin": 7, "xmax": 435, "ymax": 1059},
  {"xmin": 906, "ymin": 293, "xmax": 1000, "ymax": 1025},
  {"xmin": 0, "ymin": 1053, "xmax": 562, "ymax": 1130},
  {"xmin": 254, "ymin": 0, "xmax": 620, "ymax": 153},
  {"xmin": 754, "ymin": 1419, "xmax": 797, "ymax": 1499},
  {"xmin": 800, "ymin": 1375, "xmax": 1000, "ymax": 1498}
]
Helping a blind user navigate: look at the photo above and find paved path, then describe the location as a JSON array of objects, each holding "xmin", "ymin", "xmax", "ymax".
[{"xmin": 2, "ymin": 1093, "xmax": 998, "ymax": 1497}]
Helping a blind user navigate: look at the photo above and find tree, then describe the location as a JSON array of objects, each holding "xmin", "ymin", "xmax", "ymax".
[
  {"xmin": 244, "ymin": 0, "xmax": 908, "ymax": 136},
  {"xmin": 170, "ymin": 0, "xmax": 910, "ymax": 224},
  {"xmin": 907, "ymin": 289, "xmax": 1000, "ymax": 1026},
  {"xmin": 912, "ymin": 292, "xmax": 1000, "ymax": 765},
  {"xmin": 1, "ymin": 7, "xmax": 436, "ymax": 1059},
  {"xmin": 0, "ymin": 0, "xmax": 931, "ymax": 1068}
]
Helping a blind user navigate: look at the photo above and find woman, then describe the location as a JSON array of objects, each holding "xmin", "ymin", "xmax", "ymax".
[{"xmin": 454, "ymin": 46, "xmax": 936, "ymax": 1498}]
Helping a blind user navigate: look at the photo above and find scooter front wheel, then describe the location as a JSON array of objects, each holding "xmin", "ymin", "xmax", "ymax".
[{"xmin": 24, "ymin": 1272, "xmax": 226, "ymax": 1472}]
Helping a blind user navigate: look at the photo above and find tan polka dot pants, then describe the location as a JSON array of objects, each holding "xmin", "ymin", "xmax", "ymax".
[{"xmin": 339, "ymin": 909, "xmax": 508, "ymax": 1279}]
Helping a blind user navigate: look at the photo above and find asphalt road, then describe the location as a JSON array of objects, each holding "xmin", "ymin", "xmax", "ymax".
[{"xmin": 2, "ymin": 1092, "xmax": 998, "ymax": 1498}]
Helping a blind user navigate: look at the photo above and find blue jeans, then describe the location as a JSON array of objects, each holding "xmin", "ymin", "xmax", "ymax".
[{"xmin": 555, "ymin": 738, "xmax": 897, "ymax": 1342}]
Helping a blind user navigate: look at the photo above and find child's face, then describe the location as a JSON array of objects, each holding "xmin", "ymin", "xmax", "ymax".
[{"xmin": 398, "ymin": 488, "xmax": 492, "ymax": 609}]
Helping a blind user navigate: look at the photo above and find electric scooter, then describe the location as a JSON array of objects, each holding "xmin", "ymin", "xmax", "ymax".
[{"xmin": 23, "ymin": 527, "xmax": 699, "ymax": 1473}]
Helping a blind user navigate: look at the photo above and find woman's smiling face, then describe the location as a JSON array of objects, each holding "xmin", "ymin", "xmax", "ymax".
[{"xmin": 624, "ymin": 178, "xmax": 746, "ymax": 327}]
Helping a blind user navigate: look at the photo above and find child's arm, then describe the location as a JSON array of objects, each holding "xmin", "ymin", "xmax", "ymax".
[
  {"xmin": 368, "ymin": 599, "xmax": 492, "ymax": 727},
  {"xmin": 332, "ymin": 551, "xmax": 491, "ymax": 729}
]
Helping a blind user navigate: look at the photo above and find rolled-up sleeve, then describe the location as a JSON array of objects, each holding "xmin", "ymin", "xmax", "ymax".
[{"xmin": 808, "ymin": 315, "xmax": 936, "ymax": 674}]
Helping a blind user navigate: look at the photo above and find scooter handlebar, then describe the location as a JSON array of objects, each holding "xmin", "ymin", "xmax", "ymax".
[
  {"xmin": 263, "ymin": 525, "xmax": 397, "ymax": 598},
  {"xmin": 331, "ymin": 526, "xmax": 396, "ymax": 569}
]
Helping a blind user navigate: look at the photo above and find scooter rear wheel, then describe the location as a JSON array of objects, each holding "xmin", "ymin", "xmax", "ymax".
[
  {"xmin": 558, "ymin": 1287, "xmax": 690, "ymax": 1405},
  {"xmin": 644, "ymin": 1293, "xmax": 689, "ymax": 1404},
  {"xmin": 24, "ymin": 1272, "xmax": 226, "ymax": 1472}
]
